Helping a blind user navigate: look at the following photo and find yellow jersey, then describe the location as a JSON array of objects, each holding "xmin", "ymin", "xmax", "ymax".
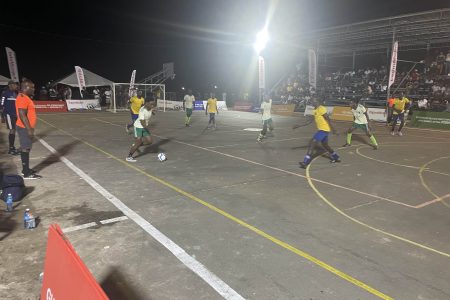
[
  {"xmin": 207, "ymin": 98, "xmax": 218, "ymax": 113},
  {"xmin": 130, "ymin": 96, "xmax": 145, "ymax": 114},
  {"xmin": 392, "ymin": 97, "xmax": 410, "ymax": 114},
  {"xmin": 314, "ymin": 105, "xmax": 331, "ymax": 132}
]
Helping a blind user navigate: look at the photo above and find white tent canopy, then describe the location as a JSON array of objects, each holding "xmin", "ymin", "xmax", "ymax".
[
  {"xmin": 56, "ymin": 68, "xmax": 114, "ymax": 87},
  {"xmin": 0, "ymin": 74, "xmax": 11, "ymax": 85}
]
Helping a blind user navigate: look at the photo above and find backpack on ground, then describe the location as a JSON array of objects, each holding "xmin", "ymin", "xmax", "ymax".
[{"xmin": 0, "ymin": 174, "xmax": 25, "ymax": 202}]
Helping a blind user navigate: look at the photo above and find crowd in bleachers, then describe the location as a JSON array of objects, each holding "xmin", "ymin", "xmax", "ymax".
[{"xmin": 275, "ymin": 49, "xmax": 450, "ymax": 112}]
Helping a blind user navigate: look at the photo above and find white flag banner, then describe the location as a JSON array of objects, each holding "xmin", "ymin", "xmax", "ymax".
[
  {"xmin": 74, "ymin": 66, "xmax": 86, "ymax": 98},
  {"xmin": 258, "ymin": 55, "xmax": 265, "ymax": 89},
  {"xmin": 308, "ymin": 49, "xmax": 317, "ymax": 91},
  {"xmin": 5, "ymin": 47, "xmax": 19, "ymax": 82},
  {"xmin": 388, "ymin": 41, "xmax": 398, "ymax": 88},
  {"xmin": 128, "ymin": 69, "xmax": 136, "ymax": 97}
]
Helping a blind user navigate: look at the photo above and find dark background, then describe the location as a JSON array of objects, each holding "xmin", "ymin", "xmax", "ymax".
[{"xmin": 0, "ymin": 0, "xmax": 448, "ymax": 94}]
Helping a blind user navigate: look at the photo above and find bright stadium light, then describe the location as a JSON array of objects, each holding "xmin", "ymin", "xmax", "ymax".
[{"xmin": 253, "ymin": 28, "xmax": 269, "ymax": 54}]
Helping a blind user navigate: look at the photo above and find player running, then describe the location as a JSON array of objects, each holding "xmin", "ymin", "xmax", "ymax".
[
  {"xmin": 183, "ymin": 89, "xmax": 195, "ymax": 127},
  {"xmin": 293, "ymin": 98, "xmax": 340, "ymax": 169},
  {"xmin": 257, "ymin": 94, "xmax": 274, "ymax": 142},
  {"xmin": 126, "ymin": 101, "xmax": 156, "ymax": 162},
  {"xmin": 342, "ymin": 99, "xmax": 378, "ymax": 149},
  {"xmin": 126, "ymin": 90, "xmax": 145, "ymax": 133}
]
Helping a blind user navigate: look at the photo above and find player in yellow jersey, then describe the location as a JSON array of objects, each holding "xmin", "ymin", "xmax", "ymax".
[
  {"xmin": 126, "ymin": 90, "xmax": 145, "ymax": 132},
  {"xmin": 206, "ymin": 93, "xmax": 218, "ymax": 130},
  {"xmin": 391, "ymin": 92, "xmax": 410, "ymax": 136},
  {"xmin": 293, "ymin": 98, "xmax": 340, "ymax": 168}
]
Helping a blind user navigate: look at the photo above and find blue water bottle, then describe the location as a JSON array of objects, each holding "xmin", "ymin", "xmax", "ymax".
[{"xmin": 6, "ymin": 193, "xmax": 13, "ymax": 212}]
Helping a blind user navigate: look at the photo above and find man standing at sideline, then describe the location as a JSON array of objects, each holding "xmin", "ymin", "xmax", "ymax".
[
  {"xmin": 257, "ymin": 94, "xmax": 274, "ymax": 142},
  {"xmin": 1, "ymin": 80, "xmax": 20, "ymax": 155},
  {"xmin": 16, "ymin": 79, "xmax": 42, "ymax": 179},
  {"xmin": 126, "ymin": 90, "xmax": 145, "ymax": 132},
  {"xmin": 391, "ymin": 92, "xmax": 410, "ymax": 136},
  {"xmin": 126, "ymin": 101, "xmax": 156, "ymax": 162},
  {"xmin": 205, "ymin": 93, "xmax": 218, "ymax": 130},
  {"xmin": 293, "ymin": 98, "xmax": 340, "ymax": 169},
  {"xmin": 183, "ymin": 89, "xmax": 195, "ymax": 127}
]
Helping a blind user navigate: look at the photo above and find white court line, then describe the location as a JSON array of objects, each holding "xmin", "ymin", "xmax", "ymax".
[
  {"xmin": 100, "ymin": 215, "xmax": 129, "ymax": 224},
  {"xmin": 63, "ymin": 222, "xmax": 97, "ymax": 233},
  {"xmin": 38, "ymin": 138, "xmax": 244, "ymax": 300}
]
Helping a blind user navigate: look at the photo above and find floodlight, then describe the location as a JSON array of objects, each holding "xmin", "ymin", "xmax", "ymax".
[{"xmin": 253, "ymin": 28, "xmax": 269, "ymax": 54}]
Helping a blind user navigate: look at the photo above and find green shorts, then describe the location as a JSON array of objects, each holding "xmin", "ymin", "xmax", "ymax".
[
  {"xmin": 352, "ymin": 123, "xmax": 369, "ymax": 132},
  {"xmin": 134, "ymin": 127, "xmax": 151, "ymax": 138},
  {"xmin": 186, "ymin": 108, "xmax": 193, "ymax": 117}
]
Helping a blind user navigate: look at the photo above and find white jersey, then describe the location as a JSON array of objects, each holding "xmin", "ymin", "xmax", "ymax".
[
  {"xmin": 351, "ymin": 104, "xmax": 368, "ymax": 124},
  {"xmin": 184, "ymin": 94, "xmax": 195, "ymax": 109},
  {"xmin": 260, "ymin": 99, "xmax": 272, "ymax": 121},
  {"xmin": 134, "ymin": 106, "xmax": 153, "ymax": 128}
]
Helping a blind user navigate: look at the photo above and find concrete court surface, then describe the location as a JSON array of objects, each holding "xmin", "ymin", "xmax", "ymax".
[{"xmin": 1, "ymin": 109, "xmax": 450, "ymax": 300}]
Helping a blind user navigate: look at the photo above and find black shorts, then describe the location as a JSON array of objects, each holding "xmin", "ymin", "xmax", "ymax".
[
  {"xmin": 17, "ymin": 126, "xmax": 33, "ymax": 149},
  {"xmin": 5, "ymin": 114, "xmax": 17, "ymax": 130}
]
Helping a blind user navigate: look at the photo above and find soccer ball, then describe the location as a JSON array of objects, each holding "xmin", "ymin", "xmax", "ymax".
[{"xmin": 157, "ymin": 153, "xmax": 167, "ymax": 162}]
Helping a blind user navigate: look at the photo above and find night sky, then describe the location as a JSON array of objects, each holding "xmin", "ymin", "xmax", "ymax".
[{"xmin": 0, "ymin": 0, "xmax": 448, "ymax": 94}]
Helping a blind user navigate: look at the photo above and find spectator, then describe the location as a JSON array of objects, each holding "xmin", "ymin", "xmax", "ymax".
[
  {"xmin": 437, "ymin": 52, "xmax": 446, "ymax": 75},
  {"xmin": 446, "ymin": 50, "xmax": 450, "ymax": 75}
]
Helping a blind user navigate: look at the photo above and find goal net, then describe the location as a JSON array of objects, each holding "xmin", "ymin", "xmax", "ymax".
[{"xmin": 108, "ymin": 83, "xmax": 166, "ymax": 113}]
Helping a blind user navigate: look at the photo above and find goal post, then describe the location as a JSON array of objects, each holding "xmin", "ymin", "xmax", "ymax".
[{"xmin": 108, "ymin": 83, "xmax": 166, "ymax": 113}]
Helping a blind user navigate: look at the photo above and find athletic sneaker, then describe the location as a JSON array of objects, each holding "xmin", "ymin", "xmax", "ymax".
[
  {"xmin": 8, "ymin": 148, "xmax": 20, "ymax": 155},
  {"xmin": 342, "ymin": 143, "xmax": 351, "ymax": 147},
  {"xmin": 23, "ymin": 173, "xmax": 42, "ymax": 180},
  {"xmin": 299, "ymin": 162, "xmax": 308, "ymax": 169},
  {"xmin": 125, "ymin": 156, "xmax": 137, "ymax": 162},
  {"xmin": 330, "ymin": 153, "xmax": 341, "ymax": 163},
  {"xmin": 397, "ymin": 131, "xmax": 403, "ymax": 136},
  {"xmin": 21, "ymin": 169, "xmax": 37, "ymax": 176},
  {"xmin": 390, "ymin": 131, "xmax": 395, "ymax": 136},
  {"xmin": 372, "ymin": 144, "xmax": 378, "ymax": 150},
  {"xmin": 125, "ymin": 124, "xmax": 129, "ymax": 133}
]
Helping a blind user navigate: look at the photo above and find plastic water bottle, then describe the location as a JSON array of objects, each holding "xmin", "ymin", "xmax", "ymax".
[
  {"xmin": 24, "ymin": 208, "xmax": 36, "ymax": 229},
  {"xmin": 6, "ymin": 193, "xmax": 13, "ymax": 212},
  {"xmin": 24, "ymin": 209, "xmax": 30, "ymax": 228}
]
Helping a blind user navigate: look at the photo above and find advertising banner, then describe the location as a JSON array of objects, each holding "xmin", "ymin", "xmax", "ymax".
[
  {"xmin": 233, "ymin": 102, "xmax": 253, "ymax": 112},
  {"xmin": 33, "ymin": 101, "xmax": 68, "ymax": 112},
  {"xmin": 156, "ymin": 99, "xmax": 183, "ymax": 110},
  {"xmin": 40, "ymin": 224, "xmax": 108, "ymax": 300},
  {"xmin": 330, "ymin": 106, "xmax": 353, "ymax": 121},
  {"xmin": 308, "ymin": 49, "xmax": 317, "ymax": 90},
  {"xmin": 128, "ymin": 69, "xmax": 136, "ymax": 97},
  {"xmin": 367, "ymin": 108, "xmax": 387, "ymax": 122},
  {"xmin": 74, "ymin": 66, "xmax": 86, "ymax": 98},
  {"xmin": 258, "ymin": 56, "xmax": 265, "ymax": 89},
  {"xmin": 271, "ymin": 104, "xmax": 296, "ymax": 116},
  {"xmin": 5, "ymin": 47, "xmax": 19, "ymax": 82},
  {"xmin": 388, "ymin": 41, "xmax": 398, "ymax": 88},
  {"xmin": 66, "ymin": 99, "xmax": 101, "ymax": 111},
  {"xmin": 194, "ymin": 100, "xmax": 204, "ymax": 110},
  {"xmin": 410, "ymin": 111, "xmax": 450, "ymax": 130}
]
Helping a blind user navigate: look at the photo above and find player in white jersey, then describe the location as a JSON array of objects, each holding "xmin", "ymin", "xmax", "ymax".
[
  {"xmin": 343, "ymin": 99, "xmax": 378, "ymax": 149},
  {"xmin": 257, "ymin": 94, "xmax": 274, "ymax": 142},
  {"xmin": 126, "ymin": 101, "xmax": 156, "ymax": 162},
  {"xmin": 183, "ymin": 90, "xmax": 195, "ymax": 127}
]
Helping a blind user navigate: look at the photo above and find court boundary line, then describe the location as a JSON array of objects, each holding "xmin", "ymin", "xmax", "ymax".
[
  {"xmin": 38, "ymin": 138, "xmax": 244, "ymax": 300},
  {"xmin": 38, "ymin": 118, "xmax": 394, "ymax": 300}
]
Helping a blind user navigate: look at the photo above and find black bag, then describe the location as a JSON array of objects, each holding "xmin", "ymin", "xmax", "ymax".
[{"xmin": 0, "ymin": 174, "xmax": 25, "ymax": 202}]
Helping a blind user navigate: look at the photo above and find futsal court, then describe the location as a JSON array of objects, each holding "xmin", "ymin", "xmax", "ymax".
[{"xmin": 19, "ymin": 109, "xmax": 450, "ymax": 299}]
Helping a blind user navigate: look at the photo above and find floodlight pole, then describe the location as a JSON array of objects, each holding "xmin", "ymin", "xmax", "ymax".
[{"xmin": 258, "ymin": 55, "xmax": 265, "ymax": 104}]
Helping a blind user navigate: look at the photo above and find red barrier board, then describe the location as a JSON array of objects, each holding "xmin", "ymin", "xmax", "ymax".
[
  {"xmin": 40, "ymin": 224, "xmax": 109, "ymax": 300},
  {"xmin": 33, "ymin": 101, "xmax": 67, "ymax": 112},
  {"xmin": 233, "ymin": 102, "xmax": 253, "ymax": 111}
]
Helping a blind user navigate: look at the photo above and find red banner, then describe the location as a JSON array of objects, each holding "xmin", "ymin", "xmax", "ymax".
[
  {"xmin": 233, "ymin": 102, "xmax": 253, "ymax": 111},
  {"xmin": 33, "ymin": 101, "xmax": 67, "ymax": 112},
  {"xmin": 40, "ymin": 224, "xmax": 109, "ymax": 300}
]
